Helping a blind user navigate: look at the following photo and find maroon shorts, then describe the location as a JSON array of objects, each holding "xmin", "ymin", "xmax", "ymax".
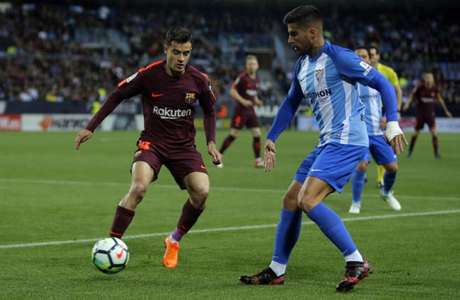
[
  {"xmin": 231, "ymin": 111, "xmax": 259, "ymax": 129},
  {"xmin": 132, "ymin": 140, "xmax": 207, "ymax": 190},
  {"xmin": 415, "ymin": 113, "xmax": 436, "ymax": 130}
]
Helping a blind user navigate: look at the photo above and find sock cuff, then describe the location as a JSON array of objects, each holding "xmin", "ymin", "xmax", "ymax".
[
  {"xmin": 281, "ymin": 208, "xmax": 301, "ymax": 218},
  {"xmin": 117, "ymin": 205, "xmax": 135, "ymax": 216}
]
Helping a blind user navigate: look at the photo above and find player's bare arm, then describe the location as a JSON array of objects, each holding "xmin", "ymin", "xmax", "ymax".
[
  {"xmin": 403, "ymin": 88, "xmax": 416, "ymax": 111},
  {"xmin": 437, "ymin": 95, "xmax": 453, "ymax": 118},
  {"xmin": 255, "ymin": 97, "xmax": 263, "ymax": 106},
  {"xmin": 75, "ymin": 129, "xmax": 93, "ymax": 150},
  {"xmin": 264, "ymin": 139, "xmax": 276, "ymax": 172},
  {"xmin": 230, "ymin": 86, "xmax": 253, "ymax": 107},
  {"xmin": 207, "ymin": 141, "xmax": 222, "ymax": 164}
]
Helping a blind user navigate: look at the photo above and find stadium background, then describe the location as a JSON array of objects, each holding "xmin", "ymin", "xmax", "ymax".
[
  {"xmin": 1, "ymin": 0, "xmax": 460, "ymax": 131},
  {"xmin": 1, "ymin": 1, "xmax": 460, "ymax": 299}
]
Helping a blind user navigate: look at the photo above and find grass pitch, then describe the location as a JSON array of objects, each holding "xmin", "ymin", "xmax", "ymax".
[{"xmin": 1, "ymin": 130, "xmax": 459, "ymax": 299}]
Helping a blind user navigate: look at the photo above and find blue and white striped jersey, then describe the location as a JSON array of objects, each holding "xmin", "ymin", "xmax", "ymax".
[
  {"xmin": 267, "ymin": 41, "xmax": 398, "ymax": 147},
  {"xmin": 295, "ymin": 42, "xmax": 379, "ymax": 146},
  {"xmin": 357, "ymin": 83, "xmax": 383, "ymax": 136}
]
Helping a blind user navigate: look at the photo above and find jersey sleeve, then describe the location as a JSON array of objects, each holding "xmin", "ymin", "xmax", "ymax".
[
  {"xmin": 85, "ymin": 70, "xmax": 145, "ymax": 132},
  {"xmin": 231, "ymin": 74, "xmax": 243, "ymax": 89},
  {"xmin": 198, "ymin": 75, "xmax": 217, "ymax": 144},
  {"xmin": 329, "ymin": 46, "xmax": 377, "ymax": 85}
]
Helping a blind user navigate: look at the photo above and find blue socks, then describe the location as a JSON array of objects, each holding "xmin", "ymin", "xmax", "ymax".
[
  {"xmin": 272, "ymin": 209, "xmax": 302, "ymax": 264},
  {"xmin": 306, "ymin": 203, "xmax": 357, "ymax": 256},
  {"xmin": 383, "ymin": 171, "xmax": 397, "ymax": 194},
  {"xmin": 351, "ymin": 169, "xmax": 366, "ymax": 203}
]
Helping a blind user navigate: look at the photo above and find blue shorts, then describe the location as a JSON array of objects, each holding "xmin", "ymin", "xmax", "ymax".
[
  {"xmin": 364, "ymin": 135, "xmax": 397, "ymax": 165},
  {"xmin": 294, "ymin": 142, "xmax": 368, "ymax": 192}
]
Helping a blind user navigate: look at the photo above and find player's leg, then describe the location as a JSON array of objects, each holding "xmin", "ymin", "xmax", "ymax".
[
  {"xmin": 219, "ymin": 114, "xmax": 243, "ymax": 155},
  {"xmin": 250, "ymin": 127, "xmax": 263, "ymax": 167},
  {"xmin": 376, "ymin": 164, "xmax": 385, "ymax": 188},
  {"xmin": 163, "ymin": 172, "xmax": 208, "ymax": 269},
  {"xmin": 380, "ymin": 161, "xmax": 400, "ymax": 210},
  {"xmin": 240, "ymin": 149, "xmax": 319, "ymax": 284},
  {"xmin": 428, "ymin": 119, "xmax": 440, "ymax": 158},
  {"xmin": 110, "ymin": 160, "xmax": 155, "ymax": 238},
  {"xmin": 163, "ymin": 149, "xmax": 208, "ymax": 268},
  {"xmin": 240, "ymin": 181, "xmax": 302, "ymax": 284},
  {"xmin": 300, "ymin": 143, "xmax": 370, "ymax": 292},
  {"xmin": 349, "ymin": 160, "xmax": 368, "ymax": 214},
  {"xmin": 172, "ymin": 172, "xmax": 209, "ymax": 242},
  {"xmin": 408, "ymin": 115, "xmax": 423, "ymax": 157},
  {"xmin": 298, "ymin": 176, "xmax": 369, "ymax": 292},
  {"xmin": 371, "ymin": 135, "xmax": 401, "ymax": 210}
]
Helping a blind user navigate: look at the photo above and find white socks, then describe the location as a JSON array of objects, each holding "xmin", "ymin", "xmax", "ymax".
[
  {"xmin": 269, "ymin": 261, "xmax": 287, "ymax": 276},
  {"xmin": 344, "ymin": 250, "xmax": 363, "ymax": 262}
]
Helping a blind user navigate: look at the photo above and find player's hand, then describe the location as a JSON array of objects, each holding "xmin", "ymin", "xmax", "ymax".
[
  {"xmin": 446, "ymin": 111, "xmax": 453, "ymax": 118},
  {"xmin": 207, "ymin": 142, "xmax": 222, "ymax": 165},
  {"xmin": 75, "ymin": 129, "xmax": 93, "ymax": 150},
  {"xmin": 264, "ymin": 139, "xmax": 276, "ymax": 172},
  {"xmin": 385, "ymin": 121, "xmax": 407, "ymax": 155},
  {"xmin": 255, "ymin": 98, "xmax": 263, "ymax": 107}
]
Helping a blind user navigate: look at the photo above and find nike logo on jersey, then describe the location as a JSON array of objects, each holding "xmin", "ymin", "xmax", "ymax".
[{"xmin": 151, "ymin": 92, "xmax": 164, "ymax": 98}]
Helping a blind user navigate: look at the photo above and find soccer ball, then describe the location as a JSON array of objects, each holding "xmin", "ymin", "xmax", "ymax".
[{"xmin": 91, "ymin": 237, "xmax": 129, "ymax": 274}]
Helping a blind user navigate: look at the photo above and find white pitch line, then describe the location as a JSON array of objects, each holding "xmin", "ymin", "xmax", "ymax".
[
  {"xmin": 0, "ymin": 177, "xmax": 459, "ymax": 200},
  {"xmin": 1, "ymin": 209, "xmax": 460, "ymax": 250}
]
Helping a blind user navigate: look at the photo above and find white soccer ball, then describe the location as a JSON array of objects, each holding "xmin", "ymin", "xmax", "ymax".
[{"xmin": 91, "ymin": 237, "xmax": 129, "ymax": 274}]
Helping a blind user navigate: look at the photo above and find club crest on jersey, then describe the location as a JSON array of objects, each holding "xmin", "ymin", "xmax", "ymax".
[
  {"xmin": 185, "ymin": 92, "xmax": 197, "ymax": 104},
  {"xmin": 315, "ymin": 69, "xmax": 324, "ymax": 83}
]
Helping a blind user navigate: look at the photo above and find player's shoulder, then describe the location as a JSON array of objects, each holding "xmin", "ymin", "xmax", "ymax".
[
  {"xmin": 378, "ymin": 63, "xmax": 397, "ymax": 76},
  {"xmin": 187, "ymin": 65, "xmax": 210, "ymax": 82},
  {"xmin": 324, "ymin": 42, "xmax": 356, "ymax": 60},
  {"xmin": 138, "ymin": 60, "xmax": 164, "ymax": 74},
  {"xmin": 323, "ymin": 42, "xmax": 361, "ymax": 69}
]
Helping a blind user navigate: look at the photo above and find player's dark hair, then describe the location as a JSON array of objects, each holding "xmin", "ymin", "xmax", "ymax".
[
  {"xmin": 355, "ymin": 45, "xmax": 369, "ymax": 51},
  {"xmin": 368, "ymin": 45, "xmax": 380, "ymax": 54},
  {"xmin": 165, "ymin": 27, "xmax": 192, "ymax": 45},
  {"xmin": 283, "ymin": 5, "xmax": 322, "ymax": 26}
]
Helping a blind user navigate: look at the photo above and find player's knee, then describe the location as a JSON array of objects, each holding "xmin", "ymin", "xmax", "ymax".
[
  {"xmin": 357, "ymin": 162, "xmax": 368, "ymax": 172},
  {"xmin": 189, "ymin": 183, "xmax": 209, "ymax": 202},
  {"xmin": 297, "ymin": 192, "xmax": 318, "ymax": 212},
  {"xmin": 283, "ymin": 191, "xmax": 299, "ymax": 210},
  {"xmin": 386, "ymin": 163, "xmax": 399, "ymax": 173},
  {"xmin": 129, "ymin": 182, "xmax": 149, "ymax": 200}
]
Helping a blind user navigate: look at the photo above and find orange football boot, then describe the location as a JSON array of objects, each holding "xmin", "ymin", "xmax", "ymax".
[{"xmin": 163, "ymin": 237, "xmax": 180, "ymax": 269}]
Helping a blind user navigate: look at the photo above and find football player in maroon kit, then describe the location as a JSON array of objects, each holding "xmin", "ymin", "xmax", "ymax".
[
  {"xmin": 218, "ymin": 55, "xmax": 265, "ymax": 168},
  {"xmin": 403, "ymin": 72, "xmax": 452, "ymax": 158},
  {"xmin": 74, "ymin": 27, "xmax": 222, "ymax": 269}
]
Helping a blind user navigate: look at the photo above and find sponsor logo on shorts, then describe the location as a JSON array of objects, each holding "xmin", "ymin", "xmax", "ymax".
[{"xmin": 153, "ymin": 106, "xmax": 192, "ymax": 120}]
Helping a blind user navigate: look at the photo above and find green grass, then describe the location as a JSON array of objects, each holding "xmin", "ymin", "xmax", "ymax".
[{"xmin": 1, "ymin": 130, "xmax": 459, "ymax": 299}]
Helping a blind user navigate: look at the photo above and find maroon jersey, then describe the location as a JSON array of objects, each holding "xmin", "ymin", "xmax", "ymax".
[
  {"xmin": 86, "ymin": 60, "xmax": 216, "ymax": 148},
  {"xmin": 413, "ymin": 83, "xmax": 439, "ymax": 116},
  {"xmin": 232, "ymin": 71, "xmax": 259, "ymax": 113}
]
